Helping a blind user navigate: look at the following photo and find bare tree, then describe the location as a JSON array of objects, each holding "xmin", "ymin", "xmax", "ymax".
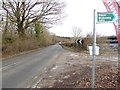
[
  {"xmin": 72, "ymin": 26, "xmax": 82, "ymax": 37},
  {"xmin": 2, "ymin": 0, "xmax": 65, "ymax": 37}
]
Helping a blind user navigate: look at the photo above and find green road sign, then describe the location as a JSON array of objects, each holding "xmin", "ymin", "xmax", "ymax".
[{"xmin": 97, "ymin": 12, "xmax": 116, "ymax": 23}]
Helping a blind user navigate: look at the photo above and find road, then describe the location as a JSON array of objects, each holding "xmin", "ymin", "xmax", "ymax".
[{"xmin": 2, "ymin": 44, "xmax": 65, "ymax": 88}]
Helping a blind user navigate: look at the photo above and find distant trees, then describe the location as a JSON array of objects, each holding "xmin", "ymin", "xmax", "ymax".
[
  {"xmin": 86, "ymin": 32, "xmax": 92, "ymax": 38},
  {"xmin": 2, "ymin": 0, "xmax": 65, "ymax": 37},
  {"xmin": 72, "ymin": 26, "xmax": 82, "ymax": 37}
]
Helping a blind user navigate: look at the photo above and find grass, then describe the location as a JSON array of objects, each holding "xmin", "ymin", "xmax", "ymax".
[
  {"xmin": 2, "ymin": 32, "xmax": 57, "ymax": 59},
  {"xmin": 2, "ymin": 47, "xmax": 43, "ymax": 60},
  {"xmin": 61, "ymin": 45, "xmax": 74, "ymax": 51},
  {"xmin": 61, "ymin": 45, "xmax": 87, "ymax": 53}
]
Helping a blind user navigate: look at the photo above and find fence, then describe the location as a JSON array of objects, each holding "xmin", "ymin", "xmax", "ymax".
[
  {"xmin": 97, "ymin": 36, "xmax": 119, "ymax": 63},
  {"xmin": 87, "ymin": 36, "xmax": 119, "ymax": 63}
]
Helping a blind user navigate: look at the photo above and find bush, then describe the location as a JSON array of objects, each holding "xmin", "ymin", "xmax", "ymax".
[{"xmin": 2, "ymin": 31, "xmax": 57, "ymax": 58}]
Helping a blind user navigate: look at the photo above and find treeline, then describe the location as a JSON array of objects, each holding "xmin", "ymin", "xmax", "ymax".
[
  {"xmin": 1, "ymin": 0, "xmax": 65, "ymax": 57},
  {"xmin": 2, "ymin": 27, "xmax": 57, "ymax": 57},
  {"xmin": 60, "ymin": 34, "xmax": 108, "ymax": 51}
]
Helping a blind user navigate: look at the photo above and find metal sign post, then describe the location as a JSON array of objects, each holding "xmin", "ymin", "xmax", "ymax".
[
  {"xmin": 91, "ymin": 9, "xmax": 96, "ymax": 88},
  {"xmin": 91, "ymin": 10, "xmax": 116, "ymax": 88}
]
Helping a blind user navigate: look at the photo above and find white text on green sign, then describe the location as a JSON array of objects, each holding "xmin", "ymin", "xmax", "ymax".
[{"xmin": 97, "ymin": 12, "xmax": 116, "ymax": 23}]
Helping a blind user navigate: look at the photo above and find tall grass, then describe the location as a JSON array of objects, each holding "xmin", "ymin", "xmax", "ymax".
[{"xmin": 2, "ymin": 31, "xmax": 57, "ymax": 58}]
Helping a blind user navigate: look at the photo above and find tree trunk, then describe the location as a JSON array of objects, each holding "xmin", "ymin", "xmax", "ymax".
[
  {"xmin": 4, "ymin": 11, "xmax": 9, "ymax": 34},
  {"xmin": 17, "ymin": 24, "xmax": 25, "ymax": 38}
]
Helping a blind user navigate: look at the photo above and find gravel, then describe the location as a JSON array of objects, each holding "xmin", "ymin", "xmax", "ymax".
[{"xmin": 36, "ymin": 51, "xmax": 119, "ymax": 88}]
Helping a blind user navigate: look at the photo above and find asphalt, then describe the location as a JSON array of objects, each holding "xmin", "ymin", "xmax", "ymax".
[{"xmin": 2, "ymin": 44, "xmax": 65, "ymax": 88}]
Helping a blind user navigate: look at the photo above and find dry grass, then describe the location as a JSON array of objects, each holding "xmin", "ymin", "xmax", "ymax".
[
  {"xmin": 83, "ymin": 36, "xmax": 108, "ymax": 49},
  {"xmin": 60, "ymin": 36, "xmax": 109, "ymax": 53},
  {"xmin": 2, "ymin": 32, "xmax": 57, "ymax": 59}
]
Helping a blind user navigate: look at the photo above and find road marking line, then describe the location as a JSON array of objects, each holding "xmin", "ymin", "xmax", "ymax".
[
  {"xmin": 32, "ymin": 78, "xmax": 42, "ymax": 88},
  {"xmin": 2, "ymin": 62, "xmax": 20, "ymax": 71}
]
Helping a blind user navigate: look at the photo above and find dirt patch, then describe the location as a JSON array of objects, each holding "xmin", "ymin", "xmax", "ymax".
[{"xmin": 36, "ymin": 51, "xmax": 119, "ymax": 88}]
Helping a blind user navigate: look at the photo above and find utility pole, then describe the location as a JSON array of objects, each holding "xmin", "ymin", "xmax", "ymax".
[{"xmin": 91, "ymin": 9, "xmax": 96, "ymax": 88}]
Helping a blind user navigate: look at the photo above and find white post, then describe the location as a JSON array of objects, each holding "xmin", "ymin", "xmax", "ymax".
[
  {"xmin": 76, "ymin": 40, "xmax": 78, "ymax": 48},
  {"xmin": 91, "ymin": 9, "xmax": 96, "ymax": 88}
]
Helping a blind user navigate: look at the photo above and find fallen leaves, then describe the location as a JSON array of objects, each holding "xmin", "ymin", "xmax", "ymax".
[{"xmin": 36, "ymin": 52, "xmax": 118, "ymax": 88}]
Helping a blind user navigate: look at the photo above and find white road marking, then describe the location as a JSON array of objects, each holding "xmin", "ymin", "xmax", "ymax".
[
  {"xmin": 32, "ymin": 78, "xmax": 42, "ymax": 88},
  {"xmin": 2, "ymin": 62, "xmax": 21, "ymax": 71}
]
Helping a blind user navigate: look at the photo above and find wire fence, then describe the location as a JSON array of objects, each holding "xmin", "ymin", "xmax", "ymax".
[{"xmin": 98, "ymin": 43, "xmax": 119, "ymax": 63}]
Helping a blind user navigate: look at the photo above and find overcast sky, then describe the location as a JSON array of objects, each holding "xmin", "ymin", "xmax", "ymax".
[{"xmin": 49, "ymin": 0, "xmax": 120, "ymax": 37}]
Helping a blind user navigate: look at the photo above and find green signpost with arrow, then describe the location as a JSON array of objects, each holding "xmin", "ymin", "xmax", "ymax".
[
  {"xmin": 91, "ymin": 11, "xmax": 117, "ymax": 88},
  {"xmin": 97, "ymin": 12, "xmax": 116, "ymax": 23}
]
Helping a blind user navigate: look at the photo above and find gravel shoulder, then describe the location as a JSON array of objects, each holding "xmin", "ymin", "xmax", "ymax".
[{"xmin": 35, "ymin": 51, "xmax": 119, "ymax": 88}]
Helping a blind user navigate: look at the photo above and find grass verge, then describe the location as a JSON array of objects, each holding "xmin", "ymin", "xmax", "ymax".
[{"xmin": 61, "ymin": 45, "xmax": 74, "ymax": 51}]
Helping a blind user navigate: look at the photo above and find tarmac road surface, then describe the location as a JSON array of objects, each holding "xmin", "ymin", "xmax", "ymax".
[{"xmin": 2, "ymin": 44, "xmax": 65, "ymax": 88}]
